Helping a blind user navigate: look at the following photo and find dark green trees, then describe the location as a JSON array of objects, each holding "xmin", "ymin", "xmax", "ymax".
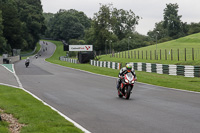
[
  {"xmin": 85, "ymin": 4, "xmax": 140, "ymax": 51},
  {"xmin": 0, "ymin": 10, "xmax": 7, "ymax": 54},
  {"xmin": 0, "ymin": 0, "xmax": 45, "ymax": 54},
  {"xmin": 148, "ymin": 3, "xmax": 199, "ymax": 43},
  {"xmin": 44, "ymin": 9, "xmax": 91, "ymax": 42},
  {"xmin": 163, "ymin": 3, "xmax": 186, "ymax": 38},
  {"xmin": 18, "ymin": 0, "xmax": 46, "ymax": 49}
]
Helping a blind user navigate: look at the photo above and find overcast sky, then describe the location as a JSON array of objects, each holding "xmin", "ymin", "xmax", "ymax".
[{"xmin": 41, "ymin": 0, "xmax": 200, "ymax": 35}]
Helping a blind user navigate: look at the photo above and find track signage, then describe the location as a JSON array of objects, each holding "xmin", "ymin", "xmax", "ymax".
[{"xmin": 69, "ymin": 45, "xmax": 93, "ymax": 51}]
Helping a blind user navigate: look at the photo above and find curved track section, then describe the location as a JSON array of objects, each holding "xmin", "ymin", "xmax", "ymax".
[{"xmin": 14, "ymin": 41, "xmax": 200, "ymax": 133}]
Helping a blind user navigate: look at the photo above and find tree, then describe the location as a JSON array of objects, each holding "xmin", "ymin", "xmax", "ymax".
[
  {"xmin": 88, "ymin": 3, "xmax": 140, "ymax": 51},
  {"xmin": 92, "ymin": 4, "xmax": 113, "ymax": 51},
  {"xmin": 84, "ymin": 26, "xmax": 97, "ymax": 48},
  {"xmin": 17, "ymin": 0, "xmax": 46, "ymax": 49},
  {"xmin": 68, "ymin": 9, "xmax": 91, "ymax": 29},
  {"xmin": 0, "ymin": 10, "xmax": 7, "ymax": 54},
  {"xmin": 147, "ymin": 21, "xmax": 170, "ymax": 43},
  {"xmin": 43, "ymin": 13, "xmax": 54, "ymax": 38},
  {"xmin": 163, "ymin": 3, "xmax": 184, "ymax": 38},
  {"xmin": 0, "ymin": 0, "xmax": 45, "ymax": 51},
  {"xmin": 188, "ymin": 22, "xmax": 200, "ymax": 34},
  {"xmin": 111, "ymin": 8, "xmax": 139, "ymax": 40},
  {"xmin": 0, "ymin": 0, "xmax": 23, "ymax": 50},
  {"xmin": 148, "ymin": 3, "xmax": 190, "ymax": 43},
  {"xmin": 45, "ymin": 9, "xmax": 90, "ymax": 42}
]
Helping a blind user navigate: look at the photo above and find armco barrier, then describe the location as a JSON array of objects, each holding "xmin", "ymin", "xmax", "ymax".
[
  {"xmin": 0, "ymin": 55, "xmax": 20, "ymax": 64},
  {"xmin": 90, "ymin": 60, "xmax": 121, "ymax": 70},
  {"xmin": 9, "ymin": 55, "xmax": 20, "ymax": 63},
  {"xmin": 0, "ymin": 57, "xmax": 3, "ymax": 64},
  {"xmin": 129, "ymin": 62, "xmax": 200, "ymax": 78},
  {"xmin": 21, "ymin": 47, "xmax": 37, "ymax": 57},
  {"xmin": 59, "ymin": 56, "xmax": 78, "ymax": 64}
]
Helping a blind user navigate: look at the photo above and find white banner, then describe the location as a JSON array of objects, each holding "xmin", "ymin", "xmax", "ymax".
[{"xmin": 69, "ymin": 45, "xmax": 93, "ymax": 51}]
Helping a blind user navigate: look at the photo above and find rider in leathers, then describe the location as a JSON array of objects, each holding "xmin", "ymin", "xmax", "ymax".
[
  {"xmin": 117, "ymin": 64, "xmax": 137, "ymax": 90},
  {"xmin": 25, "ymin": 57, "xmax": 30, "ymax": 66}
]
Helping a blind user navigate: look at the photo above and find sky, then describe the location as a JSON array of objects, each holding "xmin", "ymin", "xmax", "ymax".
[{"xmin": 41, "ymin": 0, "xmax": 200, "ymax": 35}]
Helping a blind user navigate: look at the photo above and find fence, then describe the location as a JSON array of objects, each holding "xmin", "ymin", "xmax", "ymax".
[
  {"xmin": 90, "ymin": 60, "xmax": 121, "ymax": 70},
  {"xmin": 129, "ymin": 62, "xmax": 200, "ymax": 78},
  {"xmin": 59, "ymin": 56, "xmax": 78, "ymax": 64},
  {"xmin": 96, "ymin": 48, "xmax": 200, "ymax": 61}
]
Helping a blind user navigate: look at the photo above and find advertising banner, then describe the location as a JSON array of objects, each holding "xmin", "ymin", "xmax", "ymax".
[{"xmin": 69, "ymin": 45, "xmax": 93, "ymax": 51}]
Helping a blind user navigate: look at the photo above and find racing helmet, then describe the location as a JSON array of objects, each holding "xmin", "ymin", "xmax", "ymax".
[{"xmin": 126, "ymin": 64, "xmax": 132, "ymax": 72}]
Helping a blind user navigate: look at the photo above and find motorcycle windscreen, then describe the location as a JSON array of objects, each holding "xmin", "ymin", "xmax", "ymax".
[{"xmin": 126, "ymin": 73, "xmax": 134, "ymax": 81}]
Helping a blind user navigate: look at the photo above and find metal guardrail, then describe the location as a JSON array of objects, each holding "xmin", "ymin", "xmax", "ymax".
[
  {"xmin": 0, "ymin": 55, "xmax": 20, "ymax": 64},
  {"xmin": 0, "ymin": 57, "xmax": 3, "ymax": 64},
  {"xmin": 20, "ymin": 47, "xmax": 37, "ymax": 57}
]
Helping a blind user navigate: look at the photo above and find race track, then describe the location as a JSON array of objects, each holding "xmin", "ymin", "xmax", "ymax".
[{"xmin": 14, "ymin": 41, "xmax": 200, "ymax": 133}]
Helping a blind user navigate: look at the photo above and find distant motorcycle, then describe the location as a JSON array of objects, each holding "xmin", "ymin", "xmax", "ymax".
[
  {"xmin": 35, "ymin": 54, "xmax": 38, "ymax": 59},
  {"xmin": 25, "ymin": 60, "xmax": 29, "ymax": 68},
  {"xmin": 117, "ymin": 72, "xmax": 136, "ymax": 99}
]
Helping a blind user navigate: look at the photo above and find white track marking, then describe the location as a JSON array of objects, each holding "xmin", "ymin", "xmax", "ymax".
[{"xmin": 0, "ymin": 64, "xmax": 91, "ymax": 133}]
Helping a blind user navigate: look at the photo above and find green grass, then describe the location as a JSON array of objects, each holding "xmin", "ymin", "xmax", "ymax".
[
  {"xmin": 0, "ymin": 85, "xmax": 83, "ymax": 133},
  {"xmin": 101, "ymin": 33, "xmax": 200, "ymax": 66},
  {"xmin": 0, "ymin": 120, "xmax": 9, "ymax": 133},
  {"xmin": 45, "ymin": 40, "xmax": 200, "ymax": 92}
]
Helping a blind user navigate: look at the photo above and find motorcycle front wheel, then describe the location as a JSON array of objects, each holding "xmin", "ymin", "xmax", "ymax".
[
  {"xmin": 118, "ymin": 90, "xmax": 123, "ymax": 98},
  {"xmin": 125, "ymin": 86, "xmax": 131, "ymax": 99}
]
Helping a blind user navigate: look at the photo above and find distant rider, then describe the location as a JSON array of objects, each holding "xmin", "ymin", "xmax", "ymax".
[
  {"xmin": 35, "ymin": 54, "xmax": 38, "ymax": 59},
  {"xmin": 117, "ymin": 64, "xmax": 137, "ymax": 90},
  {"xmin": 25, "ymin": 57, "xmax": 30, "ymax": 63},
  {"xmin": 25, "ymin": 57, "xmax": 30, "ymax": 66}
]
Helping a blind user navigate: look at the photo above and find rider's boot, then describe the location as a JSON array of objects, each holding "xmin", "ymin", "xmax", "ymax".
[{"xmin": 117, "ymin": 81, "xmax": 121, "ymax": 91}]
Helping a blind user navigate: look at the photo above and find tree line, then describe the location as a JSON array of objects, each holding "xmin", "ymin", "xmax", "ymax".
[
  {"xmin": 1, "ymin": 2, "xmax": 200, "ymax": 55},
  {"xmin": 0, "ymin": 0, "xmax": 45, "ymax": 54},
  {"xmin": 44, "ymin": 3, "xmax": 200, "ymax": 53},
  {"xmin": 148, "ymin": 3, "xmax": 200, "ymax": 43},
  {"xmin": 44, "ymin": 9, "xmax": 91, "ymax": 42},
  {"xmin": 44, "ymin": 4, "xmax": 150, "ymax": 52}
]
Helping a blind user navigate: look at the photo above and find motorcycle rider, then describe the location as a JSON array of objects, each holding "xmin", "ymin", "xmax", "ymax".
[
  {"xmin": 117, "ymin": 63, "xmax": 137, "ymax": 90},
  {"xmin": 35, "ymin": 54, "xmax": 38, "ymax": 59},
  {"xmin": 25, "ymin": 57, "xmax": 30, "ymax": 66},
  {"xmin": 25, "ymin": 57, "xmax": 30, "ymax": 62}
]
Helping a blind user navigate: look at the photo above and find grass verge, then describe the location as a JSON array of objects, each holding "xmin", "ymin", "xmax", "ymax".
[
  {"xmin": 45, "ymin": 40, "xmax": 200, "ymax": 92},
  {"xmin": 0, "ymin": 120, "xmax": 9, "ymax": 133},
  {"xmin": 99, "ymin": 33, "xmax": 200, "ymax": 66},
  {"xmin": 0, "ymin": 85, "xmax": 83, "ymax": 133}
]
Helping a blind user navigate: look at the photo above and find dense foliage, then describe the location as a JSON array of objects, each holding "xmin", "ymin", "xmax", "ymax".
[
  {"xmin": 84, "ymin": 4, "xmax": 151, "ymax": 52},
  {"xmin": 43, "ymin": 3, "xmax": 199, "ymax": 53},
  {"xmin": 148, "ymin": 3, "xmax": 200, "ymax": 43},
  {"xmin": 44, "ymin": 9, "xmax": 91, "ymax": 42},
  {"xmin": 0, "ymin": 0, "xmax": 45, "ymax": 54},
  {"xmin": 43, "ymin": 4, "xmax": 151, "ymax": 52},
  {"xmin": 0, "ymin": 10, "xmax": 7, "ymax": 53},
  {"xmin": 1, "ymin": 2, "xmax": 199, "ymax": 55}
]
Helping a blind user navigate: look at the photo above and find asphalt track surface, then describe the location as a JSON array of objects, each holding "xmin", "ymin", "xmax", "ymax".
[{"xmin": 13, "ymin": 41, "xmax": 200, "ymax": 133}]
